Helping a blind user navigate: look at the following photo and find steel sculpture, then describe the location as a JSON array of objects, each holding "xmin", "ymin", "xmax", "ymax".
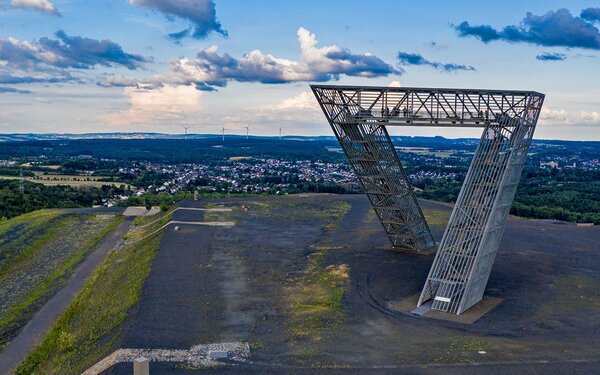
[{"xmin": 311, "ymin": 85, "xmax": 544, "ymax": 314}]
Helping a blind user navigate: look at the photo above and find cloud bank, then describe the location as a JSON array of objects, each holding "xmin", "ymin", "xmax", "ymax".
[
  {"xmin": 455, "ymin": 8, "xmax": 600, "ymax": 50},
  {"xmin": 128, "ymin": 0, "xmax": 227, "ymax": 41},
  {"xmin": 219, "ymin": 91, "xmax": 324, "ymax": 134},
  {"xmin": 101, "ymin": 84, "xmax": 202, "ymax": 126},
  {"xmin": 0, "ymin": 31, "xmax": 149, "ymax": 71},
  {"xmin": 397, "ymin": 51, "xmax": 475, "ymax": 72},
  {"xmin": 540, "ymin": 106, "xmax": 600, "ymax": 126},
  {"xmin": 106, "ymin": 27, "xmax": 399, "ymax": 90}
]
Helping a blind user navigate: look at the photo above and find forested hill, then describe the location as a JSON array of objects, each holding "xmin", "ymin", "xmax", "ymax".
[{"xmin": 0, "ymin": 135, "xmax": 598, "ymax": 164}]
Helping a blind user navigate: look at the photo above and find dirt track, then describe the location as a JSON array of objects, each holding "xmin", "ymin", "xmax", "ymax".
[{"xmin": 107, "ymin": 195, "xmax": 600, "ymax": 374}]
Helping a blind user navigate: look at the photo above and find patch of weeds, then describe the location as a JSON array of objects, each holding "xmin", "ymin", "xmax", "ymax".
[
  {"xmin": 248, "ymin": 340, "xmax": 264, "ymax": 350},
  {"xmin": 204, "ymin": 203, "xmax": 237, "ymax": 223},
  {"xmin": 57, "ymin": 330, "xmax": 74, "ymax": 352},
  {"xmin": 363, "ymin": 209, "xmax": 377, "ymax": 225},
  {"xmin": 322, "ymin": 201, "xmax": 352, "ymax": 232},
  {"xmin": 132, "ymin": 214, "xmax": 154, "ymax": 226},
  {"xmin": 421, "ymin": 207, "xmax": 451, "ymax": 226},
  {"xmin": 434, "ymin": 337, "xmax": 487, "ymax": 363},
  {"xmin": 534, "ymin": 274, "xmax": 600, "ymax": 318},
  {"xmin": 285, "ymin": 201, "xmax": 352, "ymax": 348},
  {"xmin": 311, "ymin": 245, "xmax": 350, "ymax": 251},
  {"xmin": 287, "ymin": 245, "xmax": 350, "ymax": 344}
]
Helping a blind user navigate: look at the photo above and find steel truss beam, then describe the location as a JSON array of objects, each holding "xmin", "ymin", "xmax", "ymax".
[
  {"xmin": 312, "ymin": 87, "xmax": 436, "ymax": 252},
  {"xmin": 311, "ymin": 85, "xmax": 544, "ymax": 313}
]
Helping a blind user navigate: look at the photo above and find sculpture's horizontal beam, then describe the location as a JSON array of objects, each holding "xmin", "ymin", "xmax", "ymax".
[
  {"xmin": 311, "ymin": 84, "xmax": 543, "ymax": 96},
  {"xmin": 311, "ymin": 85, "xmax": 544, "ymax": 128}
]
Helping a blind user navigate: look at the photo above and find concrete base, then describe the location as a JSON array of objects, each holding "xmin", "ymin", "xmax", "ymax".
[
  {"xmin": 410, "ymin": 300, "xmax": 432, "ymax": 316},
  {"xmin": 388, "ymin": 294, "xmax": 502, "ymax": 324}
]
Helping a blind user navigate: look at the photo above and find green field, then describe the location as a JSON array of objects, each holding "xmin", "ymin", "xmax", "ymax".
[
  {"xmin": 0, "ymin": 173, "xmax": 134, "ymax": 189},
  {"xmin": 396, "ymin": 146, "xmax": 467, "ymax": 158}
]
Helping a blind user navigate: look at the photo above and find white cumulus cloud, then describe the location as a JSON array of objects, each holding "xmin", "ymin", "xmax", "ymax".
[
  {"xmin": 540, "ymin": 106, "xmax": 600, "ymax": 126},
  {"xmin": 580, "ymin": 110, "xmax": 600, "ymax": 123},
  {"xmin": 100, "ymin": 84, "xmax": 202, "ymax": 126},
  {"xmin": 10, "ymin": 0, "xmax": 60, "ymax": 16},
  {"xmin": 221, "ymin": 91, "xmax": 323, "ymax": 135},
  {"xmin": 128, "ymin": 27, "xmax": 400, "ymax": 91}
]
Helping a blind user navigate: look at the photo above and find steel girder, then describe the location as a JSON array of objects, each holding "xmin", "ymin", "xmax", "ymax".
[
  {"xmin": 311, "ymin": 85, "xmax": 544, "ymax": 313},
  {"xmin": 312, "ymin": 87, "xmax": 435, "ymax": 252}
]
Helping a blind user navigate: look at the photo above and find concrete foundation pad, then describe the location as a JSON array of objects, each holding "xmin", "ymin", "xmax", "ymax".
[
  {"xmin": 388, "ymin": 293, "xmax": 502, "ymax": 324},
  {"xmin": 410, "ymin": 300, "xmax": 432, "ymax": 316}
]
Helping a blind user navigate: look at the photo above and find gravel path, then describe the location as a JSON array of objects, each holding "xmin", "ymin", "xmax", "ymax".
[{"xmin": 0, "ymin": 217, "xmax": 134, "ymax": 375}]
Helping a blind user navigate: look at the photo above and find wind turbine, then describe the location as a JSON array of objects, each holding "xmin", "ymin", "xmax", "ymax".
[
  {"xmin": 181, "ymin": 124, "xmax": 190, "ymax": 139},
  {"xmin": 279, "ymin": 127, "xmax": 282, "ymax": 141},
  {"xmin": 245, "ymin": 124, "xmax": 250, "ymax": 140},
  {"xmin": 221, "ymin": 124, "xmax": 226, "ymax": 141}
]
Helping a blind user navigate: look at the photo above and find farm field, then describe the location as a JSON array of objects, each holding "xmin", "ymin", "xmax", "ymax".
[
  {"xmin": 395, "ymin": 146, "xmax": 472, "ymax": 158},
  {"xmin": 0, "ymin": 173, "xmax": 134, "ymax": 189},
  {"xmin": 0, "ymin": 210, "xmax": 121, "ymax": 350},
  {"xmin": 14, "ymin": 195, "xmax": 600, "ymax": 374}
]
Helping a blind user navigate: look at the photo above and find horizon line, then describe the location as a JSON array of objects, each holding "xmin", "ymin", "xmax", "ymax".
[{"xmin": 0, "ymin": 132, "xmax": 598, "ymax": 143}]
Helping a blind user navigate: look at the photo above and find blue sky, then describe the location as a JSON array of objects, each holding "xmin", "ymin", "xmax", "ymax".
[{"xmin": 0, "ymin": 0, "xmax": 599, "ymax": 140}]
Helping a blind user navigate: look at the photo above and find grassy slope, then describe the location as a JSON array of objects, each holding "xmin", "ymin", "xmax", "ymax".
[
  {"xmin": 0, "ymin": 210, "xmax": 64, "ymax": 238},
  {"xmin": 0, "ymin": 210, "xmax": 67, "ymax": 276},
  {"xmin": 0, "ymin": 212, "xmax": 122, "ymax": 349},
  {"xmin": 16, "ymin": 212, "xmax": 171, "ymax": 374}
]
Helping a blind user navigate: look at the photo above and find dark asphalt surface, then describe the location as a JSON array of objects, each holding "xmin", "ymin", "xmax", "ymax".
[
  {"xmin": 0, "ymin": 216, "xmax": 133, "ymax": 375},
  {"xmin": 110, "ymin": 360, "xmax": 600, "ymax": 375},
  {"xmin": 112, "ymin": 198, "xmax": 326, "ymax": 353},
  {"xmin": 106, "ymin": 196, "xmax": 600, "ymax": 375},
  {"xmin": 117, "ymin": 205, "xmax": 217, "ymax": 349}
]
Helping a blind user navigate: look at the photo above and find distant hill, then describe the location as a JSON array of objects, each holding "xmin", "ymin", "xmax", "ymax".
[
  {"xmin": 1, "ymin": 132, "xmax": 598, "ymax": 145},
  {"xmin": 0, "ymin": 133, "xmax": 598, "ymax": 164}
]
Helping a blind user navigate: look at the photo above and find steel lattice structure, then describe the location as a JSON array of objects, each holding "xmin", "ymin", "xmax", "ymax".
[{"xmin": 311, "ymin": 85, "xmax": 544, "ymax": 314}]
